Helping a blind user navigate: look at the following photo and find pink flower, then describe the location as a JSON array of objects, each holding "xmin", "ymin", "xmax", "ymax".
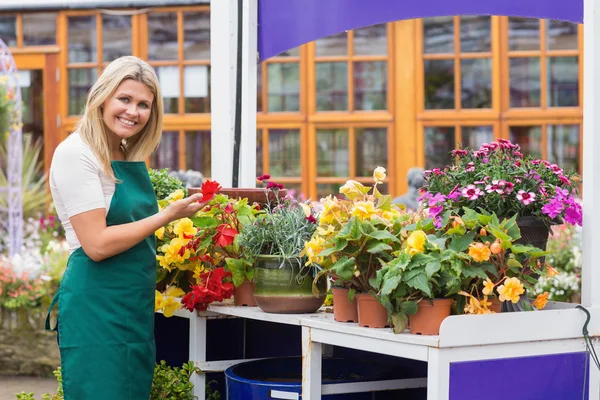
[
  {"xmin": 466, "ymin": 162, "xmax": 475, "ymax": 172},
  {"xmin": 547, "ymin": 164, "xmax": 563, "ymax": 175},
  {"xmin": 485, "ymin": 180, "xmax": 506, "ymax": 194},
  {"xmin": 504, "ymin": 181, "xmax": 515, "ymax": 194},
  {"xmin": 559, "ymin": 175, "xmax": 571, "ymax": 186},
  {"xmin": 452, "ymin": 149, "xmax": 468, "ymax": 157},
  {"xmin": 462, "ymin": 185, "xmax": 483, "ymax": 201},
  {"xmin": 516, "ymin": 190, "xmax": 536, "ymax": 205}
]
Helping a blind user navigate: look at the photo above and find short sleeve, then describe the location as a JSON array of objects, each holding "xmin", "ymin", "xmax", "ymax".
[{"xmin": 50, "ymin": 142, "xmax": 107, "ymax": 218}]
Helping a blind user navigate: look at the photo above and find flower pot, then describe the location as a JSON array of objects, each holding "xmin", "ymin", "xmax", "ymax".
[
  {"xmin": 332, "ymin": 287, "xmax": 358, "ymax": 323},
  {"xmin": 356, "ymin": 294, "xmax": 389, "ymax": 328},
  {"xmin": 515, "ymin": 216, "xmax": 551, "ymax": 253},
  {"xmin": 234, "ymin": 279, "xmax": 257, "ymax": 307},
  {"xmin": 188, "ymin": 187, "xmax": 287, "ymax": 208},
  {"xmin": 409, "ymin": 298, "xmax": 453, "ymax": 335},
  {"xmin": 253, "ymin": 255, "xmax": 326, "ymax": 314},
  {"xmin": 489, "ymin": 298, "xmax": 502, "ymax": 313}
]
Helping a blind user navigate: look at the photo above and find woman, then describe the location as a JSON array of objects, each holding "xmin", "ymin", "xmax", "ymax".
[{"xmin": 45, "ymin": 56, "xmax": 205, "ymax": 399}]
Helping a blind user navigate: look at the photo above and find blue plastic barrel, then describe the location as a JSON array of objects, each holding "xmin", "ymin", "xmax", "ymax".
[{"xmin": 226, "ymin": 357, "xmax": 387, "ymax": 399}]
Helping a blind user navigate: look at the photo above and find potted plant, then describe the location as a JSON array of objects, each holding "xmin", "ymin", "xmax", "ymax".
[
  {"xmin": 304, "ymin": 167, "xmax": 410, "ymax": 327},
  {"xmin": 375, "ymin": 208, "xmax": 554, "ymax": 335},
  {"xmin": 420, "ymin": 139, "xmax": 582, "ymax": 249},
  {"xmin": 237, "ymin": 179, "xmax": 325, "ymax": 314}
]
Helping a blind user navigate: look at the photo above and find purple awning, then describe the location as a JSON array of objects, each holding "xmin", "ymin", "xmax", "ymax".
[{"xmin": 258, "ymin": 0, "xmax": 584, "ymax": 61}]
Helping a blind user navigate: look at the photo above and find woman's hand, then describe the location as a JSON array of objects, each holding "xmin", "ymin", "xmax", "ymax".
[{"xmin": 162, "ymin": 193, "xmax": 208, "ymax": 222}]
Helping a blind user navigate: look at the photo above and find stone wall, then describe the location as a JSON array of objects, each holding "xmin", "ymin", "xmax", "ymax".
[{"xmin": 0, "ymin": 308, "xmax": 60, "ymax": 377}]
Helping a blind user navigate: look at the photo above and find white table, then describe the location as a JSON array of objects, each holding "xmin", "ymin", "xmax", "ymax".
[{"xmin": 166, "ymin": 302, "xmax": 600, "ymax": 399}]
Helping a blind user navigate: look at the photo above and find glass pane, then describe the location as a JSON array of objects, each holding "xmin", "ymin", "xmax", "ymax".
[
  {"xmin": 257, "ymin": 63, "xmax": 263, "ymax": 112},
  {"xmin": 461, "ymin": 58, "xmax": 492, "ymax": 109},
  {"xmin": 461, "ymin": 126, "xmax": 494, "ymax": 150},
  {"xmin": 509, "ymin": 126, "xmax": 542, "ymax": 159},
  {"xmin": 423, "ymin": 17, "xmax": 454, "ymax": 54},
  {"xmin": 547, "ymin": 125, "xmax": 580, "ymax": 172},
  {"xmin": 184, "ymin": 65, "xmax": 211, "ymax": 113},
  {"xmin": 23, "ymin": 13, "xmax": 56, "ymax": 46},
  {"xmin": 0, "ymin": 16, "xmax": 17, "ymax": 47},
  {"xmin": 275, "ymin": 47, "xmax": 300, "ymax": 57},
  {"xmin": 354, "ymin": 24, "xmax": 387, "ymax": 55},
  {"xmin": 267, "ymin": 63, "xmax": 300, "ymax": 112},
  {"xmin": 68, "ymin": 16, "xmax": 97, "ymax": 63},
  {"xmin": 269, "ymin": 129, "xmax": 301, "ymax": 177},
  {"xmin": 316, "ymin": 62, "xmax": 348, "ymax": 111},
  {"xmin": 281, "ymin": 183, "xmax": 303, "ymax": 198},
  {"xmin": 148, "ymin": 12, "xmax": 178, "ymax": 61},
  {"xmin": 547, "ymin": 57, "xmax": 579, "ymax": 107},
  {"xmin": 424, "ymin": 59, "xmax": 455, "ymax": 109},
  {"xmin": 355, "ymin": 128, "xmax": 387, "ymax": 177},
  {"xmin": 316, "ymin": 32, "xmax": 347, "ymax": 56},
  {"xmin": 20, "ymin": 70, "xmax": 44, "ymax": 171},
  {"xmin": 184, "ymin": 11, "xmax": 210, "ymax": 60},
  {"xmin": 102, "ymin": 15, "xmax": 132, "ymax": 62},
  {"xmin": 316, "ymin": 129, "xmax": 349, "ymax": 177},
  {"xmin": 460, "ymin": 16, "xmax": 491, "ymax": 52},
  {"xmin": 425, "ymin": 127, "xmax": 455, "ymax": 170},
  {"xmin": 508, "ymin": 18, "xmax": 540, "ymax": 51},
  {"xmin": 68, "ymin": 68, "xmax": 97, "ymax": 115},
  {"xmin": 509, "ymin": 57, "xmax": 541, "ymax": 107},
  {"xmin": 157, "ymin": 66, "xmax": 179, "ymax": 114},
  {"xmin": 257, "ymin": 129, "xmax": 263, "ymax": 174},
  {"xmin": 185, "ymin": 131, "xmax": 211, "ymax": 177},
  {"xmin": 354, "ymin": 61, "xmax": 387, "ymax": 111},
  {"xmin": 547, "ymin": 20, "xmax": 578, "ymax": 51},
  {"xmin": 317, "ymin": 183, "xmax": 345, "ymax": 200},
  {"xmin": 152, "ymin": 131, "xmax": 180, "ymax": 171}
]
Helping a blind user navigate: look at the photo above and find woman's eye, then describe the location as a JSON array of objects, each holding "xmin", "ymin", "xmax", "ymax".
[
  {"xmin": 139, "ymin": 103, "xmax": 149, "ymax": 109},
  {"xmin": 119, "ymin": 97, "xmax": 130, "ymax": 103}
]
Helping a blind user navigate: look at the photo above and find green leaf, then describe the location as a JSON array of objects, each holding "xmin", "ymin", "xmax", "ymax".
[
  {"xmin": 366, "ymin": 229, "xmax": 400, "ymax": 243},
  {"xmin": 330, "ymin": 256, "xmax": 356, "ymax": 281},
  {"xmin": 387, "ymin": 252, "xmax": 411, "ymax": 272},
  {"xmin": 449, "ymin": 230, "xmax": 476, "ymax": 253},
  {"xmin": 367, "ymin": 241, "xmax": 393, "ymax": 254},
  {"xmin": 445, "ymin": 225, "xmax": 466, "ymax": 236},
  {"xmin": 522, "ymin": 302, "xmax": 534, "ymax": 312},
  {"xmin": 390, "ymin": 312, "xmax": 408, "ymax": 333},
  {"xmin": 337, "ymin": 217, "xmax": 362, "ymax": 241},
  {"xmin": 348, "ymin": 288, "xmax": 356, "ymax": 303},
  {"xmin": 461, "ymin": 207, "xmax": 481, "ymax": 227},
  {"xmin": 406, "ymin": 273, "xmax": 432, "ymax": 297},
  {"xmin": 511, "ymin": 244, "xmax": 535, "ymax": 254},
  {"xmin": 480, "ymin": 262, "xmax": 498, "ymax": 277},
  {"xmin": 370, "ymin": 266, "xmax": 389, "ymax": 290},
  {"xmin": 334, "ymin": 238, "xmax": 349, "ymax": 251},
  {"xmin": 377, "ymin": 194, "xmax": 392, "ymax": 211},
  {"xmin": 316, "ymin": 246, "xmax": 338, "ymax": 258},
  {"xmin": 225, "ymin": 258, "xmax": 253, "ymax": 287},
  {"xmin": 506, "ymin": 258, "xmax": 523, "ymax": 269},
  {"xmin": 523, "ymin": 274, "xmax": 539, "ymax": 285},
  {"xmin": 191, "ymin": 216, "xmax": 218, "ymax": 229},
  {"xmin": 425, "ymin": 260, "xmax": 442, "ymax": 277},
  {"xmin": 401, "ymin": 301, "xmax": 418, "ymax": 315},
  {"xmin": 461, "ymin": 265, "xmax": 488, "ymax": 279},
  {"xmin": 381, "ymin": 273, "xmax": 403, "ymax": 296},
  {"xmin": 488, "ymin": 225, "xmax": 511, "ymax": 241}
]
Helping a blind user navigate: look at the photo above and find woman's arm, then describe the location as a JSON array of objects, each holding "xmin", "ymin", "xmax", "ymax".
[{"xmin": 70, "ymin": 193, "xmax": 205, "ymax": 262}]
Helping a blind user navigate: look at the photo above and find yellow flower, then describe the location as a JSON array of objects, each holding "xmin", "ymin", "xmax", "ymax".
[
  {"xmin": 165, "ymin": 286, "xmax": 185, "ymax": 298},
  {"xmin": 406, "ymin": 230, "xmax": 427, "ymax": 255},
  {"xmin": 497, "ymin": 277, "xmax": 525, "ymax": 303},
  {"xmin": 373, "ymin": 166, "xmax": 386, "ymax": 184},
  {"xmin": 460, "ymin": 291, "xmax": 492, "ymax": 314},
  {"xmin": 532, "ymin": 292, "xmax": 549, "ymax": 310},
  {"xmin": 304, "ymin": 236, "xmax": 326, "ymax": 266},
  {"xmin": 350, "ymin": 201, "xmax": 377, "ymax": 220},
  {"xmin": 158, "ymin": 237, "xmax": 191, "ymax": 271},
  {"xmin": 320, "ymin": 196, "xmax": 344, "ymax": 225},
  {"xmin": 317, "ymin": 225, "xmax": 336, "ymax": 236},
  {"xmin": 169, "ymin": 189, "xmax": 185, "ymax": 202},
  {"xmin": 173, "ymin": 218, "xmax": 197, "ymax": 239},
  {"xmin": 546, "ymin": 265, "xmax": 559, "ymax": 277},
  {"xmin": 155, "ymin": 226, "xmax": 165, "ymax": 240},
  {"xmin": 193, "ymin": 265, "xmax": 206, "ymax": 283},
  {"xmin": 161, "ymin": 296, "xmax": 182, "ymax": 317},
  {"xmin": 468, "ymin": 242, "xmax": 491, "ymax": 262},
  {"xmin": 482, "ymin": 278, "xmax": 494, "ymax": 296},
  {"xmin": 300, "ymin": 203, "xmax": 312, "ymax": 217},
  {"xmin": 339, "ymin": 180, "xmax": 369, "ymax": 200},
  {"xmin": 155, "ymin": 290, "xmax": 164, "ymax": 312}
]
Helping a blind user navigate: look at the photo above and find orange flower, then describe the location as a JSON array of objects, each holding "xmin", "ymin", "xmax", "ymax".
[
  {"xmin": 468, "ymin": 242, "xmax": 491, "ymax": 262},
  {"xmin": 459, "ymin": 291, "xmax": 492, "ymax": 315},
  {"xmin": 546, "ymin": 265, "xmax": 559, "ymax": 277},
  {"xmin": 532, "ymin": 292, "xmax": 549, "ymax": 310},
  {"xmin": 482, "ymin": 278, "xmax": 495, "ymax": 296},
  {"xmin": 451, "ymin": 216, "xmax": 464, "ymax": 229},
  {"xmin": 497, "ymin": 277, "xmax": 524, "ymax": 303}
]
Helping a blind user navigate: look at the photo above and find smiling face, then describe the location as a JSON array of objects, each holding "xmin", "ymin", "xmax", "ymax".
[{"xmin": 101, "ymin": 78, "xmax": 154, "ymax": 144}]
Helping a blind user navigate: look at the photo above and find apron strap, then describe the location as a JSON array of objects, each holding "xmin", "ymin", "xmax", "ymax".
[{"xmin": 45, "ymin": 292, "xmax": 59, "ymax": 332}]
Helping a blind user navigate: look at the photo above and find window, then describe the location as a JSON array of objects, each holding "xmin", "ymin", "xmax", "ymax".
[
  {"xmin": 424, "ymin": 125, "xmax": 494, "ymax": 169},
  {"xmin": 260, "ymin": 48, "xmax": 301, "ymax": 113},
  {"xmin": 256, "ymin": 128, "xmax": 303, "ymax": 195},
  {"xmin": 0, "ymin": 13, "xmax": 57, "ymax": 47},
  {"xmin": 313, "ymin": 24, "xmax": 389, "ymax": 112},
  {"xmin": 66, "ymin": 13, "xmax": 133, "ymax": 115},
  {"xmin": 147, "ymin": 10, "xmax": 211, "ymax": 114},
  {"xmin": 151, "ymin": 130, "xmax": 212, "ymax": 178}
]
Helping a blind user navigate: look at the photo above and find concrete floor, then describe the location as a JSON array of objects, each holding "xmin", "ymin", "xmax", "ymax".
[{"xmin": 0, "ymin": 376, "xmax": 58, "ymax": 400}]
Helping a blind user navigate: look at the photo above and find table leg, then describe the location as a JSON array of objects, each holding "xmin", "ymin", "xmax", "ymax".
[
  {"xmin": 427, "ymin": 348, "xmax": 450, "ymax": 400},
  {"xmin": 190, "ymin": 316, "xmax": 207, "ymax": 399},
  {"xmin": 302, "ymin": 326, "xmax": 322, "ymax": 400}
]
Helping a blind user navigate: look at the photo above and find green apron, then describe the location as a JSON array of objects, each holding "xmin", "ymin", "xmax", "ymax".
[{"xmin": 46, "ymin": 161, "xmax": 158, "ymax": 399}]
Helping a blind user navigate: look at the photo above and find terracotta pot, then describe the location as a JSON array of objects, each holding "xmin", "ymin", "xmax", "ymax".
[
  {"xmin": 356, "ymin": 294, "xmax": 389, "ymax": 328},
  {"xmin": 332, "ymin": 287, "xmax": 358, "ymax": 323},
  {"xmin": 188, "ymin": 187, "xmax": 287, "ymax": 208},
  {"xmin": 489, "ymin": 298, "xmax": 502, "ymax": 313},
  {"xmin": 409, "ymin": 298, "xmax": 453, "ymax": 335},
  {"xmin": 253, "ymin": 255, "xmax": 326, "ymax": 314},
  {"xmin": 234, "ymin": 279, "xmax": 257, "ymax": 307}
]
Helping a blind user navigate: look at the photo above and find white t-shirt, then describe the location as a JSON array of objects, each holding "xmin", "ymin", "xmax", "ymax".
[{"xmin": 49, "ymin": 132, "xmax": 116, "ymax": 253}]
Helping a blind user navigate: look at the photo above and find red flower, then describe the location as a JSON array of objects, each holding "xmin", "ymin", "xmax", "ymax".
[
  {"xmin": 214, "ymin": 224, "xmax": 238, "ymax": 247},
  {"xmin": 225, "ymin": 202, "xmax": 234, "ymax": 214},
  {"xmin": 267, "ymin": 181, "xmax": 284, "ymax": 190},
  {"xmin": 200, "ymin": 180, "xmax": 222, "ymax": 203},
  {"xmin": 257, "ymin": 174, "xmax": 271, "ymax": 181},
  {"xmin": 180, "ymin": 267, "xmax": 233, "ymax": 311},
  {"xmin": 306, "ymin": 215, "xmax": 317, "ymax": 224}
]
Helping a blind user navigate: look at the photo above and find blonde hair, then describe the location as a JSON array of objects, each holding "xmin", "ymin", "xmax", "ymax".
[{"xmin": 74, "ymin": 56, "xmax": 164, "ymax": 181}]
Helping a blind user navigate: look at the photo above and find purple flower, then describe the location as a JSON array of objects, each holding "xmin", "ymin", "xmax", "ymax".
[
  {"xmin": 563, "ymin": 196, "xmax": 583, "ymax": 226},
  {"xmin": 433, "ymin": 216, "xmax": 443, "ymax": 229},
  {"xmin": 482, "ymin": 157, "xmax": 489, "ymax": 164},
  {"xmin": 542, "ymin": 199, "xmax": 563, "ymax": 219},
  {"xmin": 516, "ymin": 190, "xmax": 536, "ymax": 205},
  {"xmin": 462, "ymin": 185, "xmax": 483, "ymax": 201},
  {"xmin": 418, "ymin": 192, "xmax": 433, "ymax": 203},
  {"xmin": 428, "ymin": 204, "xmax": 444, "ymax": 220},
  {"xmin": 429, "ymin": 193, "xmax": 447, "ymax": 206},
  {"xmin": 448, "ymin": 191, "xmax": 461, "ymax": 201}
]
